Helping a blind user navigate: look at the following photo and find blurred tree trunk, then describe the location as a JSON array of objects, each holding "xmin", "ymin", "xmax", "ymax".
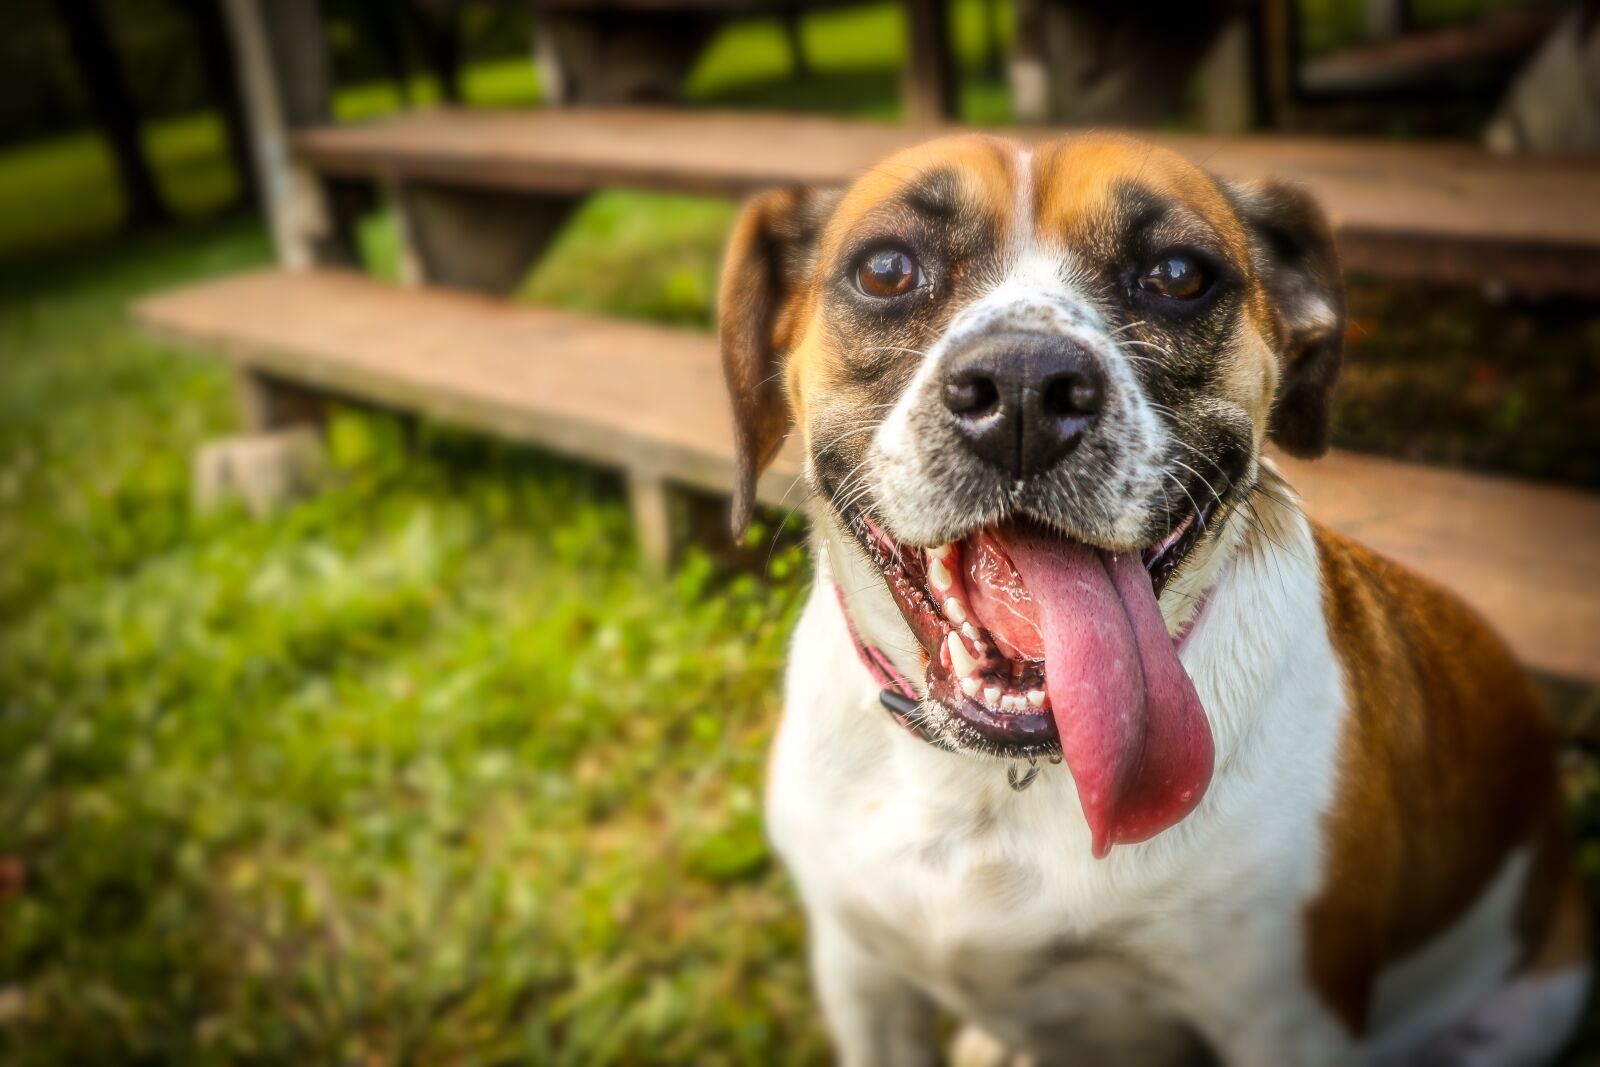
[
  {"xmin": 52, "ymin": 0, "xmax": 172, "ymax": 227},
  {"xmin": 359, "ymin": 0, "xmax": 416, "ymax": 104},
  {"xmin": 783, "ymin": 8, "xmax": 810, "ymax": 78},
  {"xmin": 984, "ymin": 0, "xmax": 1003, "ymax": 78},
  {"xmin": 178, "ymin": 0, "xmax": 260, "ymax": 211},
  {"xmin": 405, "ymin": 1, "xmax": 462, "ymax": 103}
]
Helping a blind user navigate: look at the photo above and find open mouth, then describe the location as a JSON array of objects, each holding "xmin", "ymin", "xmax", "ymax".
[
  {"xmin": 840, "ymin": 498, "xmax": 1219, "ymax": 856},
  {"xmin": 849, "ymin": 501, "xmax": 1213, "ymax": 751}
]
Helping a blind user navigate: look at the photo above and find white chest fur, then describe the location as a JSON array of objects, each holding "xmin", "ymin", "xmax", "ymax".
[{"xmin": 766, "ymin": 504, "xmax": 1360, "ymax": 1065}]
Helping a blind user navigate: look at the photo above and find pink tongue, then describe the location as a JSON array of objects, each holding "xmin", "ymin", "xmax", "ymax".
[{"xmin": 998, "ymin": 524, "xmax": 1214, "ymax": 858}]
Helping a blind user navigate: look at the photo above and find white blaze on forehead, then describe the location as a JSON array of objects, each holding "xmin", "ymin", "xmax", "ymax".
[
  {"xmin": 1014, "ymin": 147, "xmax": 1034, "ymax": 253},
  {"xmin": 940, "ymin": 156, "xmax": 1107, "ymax": 347},
  {"xmin": 938, "ymin": 144, "xmax": 1102, "ymax": 345}
]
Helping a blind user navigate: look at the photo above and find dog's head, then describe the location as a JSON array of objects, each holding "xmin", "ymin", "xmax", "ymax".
[{"xmin": 719, "ymin": 134, "xmax": 1343, "ymax": 855}]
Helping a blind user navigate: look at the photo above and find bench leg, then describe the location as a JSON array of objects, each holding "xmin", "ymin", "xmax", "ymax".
[
  {"xmin": 627, "ymin": 471, "xmax": 678, "ymax": 569},
  {"xmin": 194, "ymin": 368, "xmax": 330, "ymax": 518},
  {"xmin": 393, "ymin": 182, "xmax": 579, "ymax": 295},
  {"xmin": 224, "ymin": 0, "xmax": 365, "ymax": 270},
  {"xmin": 1008, "ymin": 0, "xmax": 1050, "ymax": 122},
  {"xmin": 903, "ymin": 0, "xmax": 959, "ymax": 123},
  {"xmin": 234, "ymin": 366, "xmax": 325, "ymax": 432},
  {"xmin": 1198, "ymin": 15, "xmax": 1256, "ymax": 134},
  {"xmin": 533, "ymin": 13, "xmax": 715, "ymax": 104},
  {"xmin": 1008, "ymin": 0, "xmax": 1236, "ymax": 125}
]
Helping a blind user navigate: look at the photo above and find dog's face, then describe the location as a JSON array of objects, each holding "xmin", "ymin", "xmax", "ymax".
[{"xmin": 720, "ymin": 134, "xmax": 1343, "ymax": 854}]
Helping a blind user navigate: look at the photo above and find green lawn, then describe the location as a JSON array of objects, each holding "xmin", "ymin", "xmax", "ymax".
[
  {"xmin": 0, "ymin": 13, "xmax": 874, "ymax": 1062},
  {"xmin": 8, "ymin": 218, "xmax": 1595, "ymax": 1065},
  {"xmin": 0, "ymin": 211, "xmax": 826, "ymax": 1063},
  {"xmin": 2, "ymin": 3, "xmax": 1597, "ymax": 1063}
]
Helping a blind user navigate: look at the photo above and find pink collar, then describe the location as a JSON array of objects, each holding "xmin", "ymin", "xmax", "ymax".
[{"xmin": 832, "ymin": 584, "xmax": 930, "ymax": 738}]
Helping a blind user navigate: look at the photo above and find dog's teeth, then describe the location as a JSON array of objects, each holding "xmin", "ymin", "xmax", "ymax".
[
  {"xmin": 944, "ymin": 597, "xmax": 968, "ymax": 625},
  {"xmin": 1027, "ymin": 689, "xmax": 1047, "ymax": 708},
  {"xmin": 960, "ymin": 677, "xmax": 982, "ymax": 698},
  {"xmin": 961, "ymin": 622, "xmax": 979, "ymax": 642},
  {"xmin": 1001, "ymin": 694, "xmax": 1025, "ymax": 712},
  {"xmin": 929, "ymin": 543, "xmax": 953, "ymax": 561},
  {"xmin": 928, "ymin": 555, "xmax": 953, "ymax": 592},
  {"xmin": 947, "ymin": 632, "xmax": 978, "ymax": 677},
  {"xmin": 984, "ymin": 687, "xmax": 1001, "ymax": 706}
]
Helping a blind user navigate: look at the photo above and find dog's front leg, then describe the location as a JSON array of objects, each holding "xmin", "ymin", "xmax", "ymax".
[{"xmin": 811, "ymin": 917, "xmax": 940, "ymax": 1067}]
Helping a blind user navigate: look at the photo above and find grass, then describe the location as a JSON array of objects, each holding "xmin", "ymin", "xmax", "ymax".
[
  {"xmin": 2, "ymin": 2, "xmax": 1598, "ymax": 1062},
  {"xmin": 0, "ymin": 13, "xmax": 878, "ymax": 1060},
  {"xmin": 0, "ymin": 115, "xmax": 235, "ymax": 254},
  {"xmin": 7, "ymin": 219, "xmax": 1596, "ymax": 1067},
  {"xmin": 0, "ymin": 215, "xmax": 822, "ymax": 1063}
]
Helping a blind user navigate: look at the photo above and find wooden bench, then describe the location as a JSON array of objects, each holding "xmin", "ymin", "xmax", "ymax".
[
  {"xmin": 291, "ymin": 106, "xmax": 1600, "ymax": 298},
  {"xmin": 157, "ymin": 8, "xmax": 1600, "ymax": 702},
  {"xmin": 136, "ymin": 267, "xmax": 1600, "ymax": 688}
]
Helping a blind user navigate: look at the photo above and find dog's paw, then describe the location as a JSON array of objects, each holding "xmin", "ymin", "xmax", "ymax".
[{"xmin": 1399, "ymin": 968, "xmax": 1589, "ymax": 1067}]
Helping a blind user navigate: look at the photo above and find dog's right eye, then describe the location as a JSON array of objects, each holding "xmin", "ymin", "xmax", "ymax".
[
  {"xmin": 855, "ymin": 247, "xmax": 920, "ymax": 298},
  {"xmin": 1138, "ymin": 253, "xmax": 1210, "ymax": 301}
]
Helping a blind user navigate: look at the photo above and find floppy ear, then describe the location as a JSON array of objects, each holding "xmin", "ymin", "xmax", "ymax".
[
  {"xmin": 1229, "ymin": 179, "xmax": 1346, "ymax": 458},
  {"xmin": 718, "ymin": 185, "xmax": 836, "ymax": 540}
]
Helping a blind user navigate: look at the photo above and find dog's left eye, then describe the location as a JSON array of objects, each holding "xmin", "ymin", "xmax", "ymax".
[
  {"xmin": 1139, "ymin": 254, "xmax": 1209, "ymax": 300},
  {"xmin": 855, "ymin": 247, "xmax": 920, "ymax": 298}
]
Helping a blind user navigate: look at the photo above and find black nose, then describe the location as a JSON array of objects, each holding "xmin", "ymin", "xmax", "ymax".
[{"xmin": 940, "ymin": 333, "xmax": 1106, "ymax": 478}]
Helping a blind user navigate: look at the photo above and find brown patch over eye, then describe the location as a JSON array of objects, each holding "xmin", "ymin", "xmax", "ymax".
[
  {"xmin": 856, "ymin": 248, "xmax": 918, "ymax": 298},
  {"xmin": 1140, "ymin": 254, "xmax": 1207, "ymax": 300}
]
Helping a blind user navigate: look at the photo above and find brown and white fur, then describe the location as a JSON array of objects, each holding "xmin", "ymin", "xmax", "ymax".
[{"xmin": 717, "ymin": 134, "xmax": 1591, "ymax": 1066}]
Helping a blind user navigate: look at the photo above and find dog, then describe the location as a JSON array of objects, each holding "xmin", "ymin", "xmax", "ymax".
[{"xmin": 715, "ymin": 133, "xmax": 1592, "ymax": 1066}]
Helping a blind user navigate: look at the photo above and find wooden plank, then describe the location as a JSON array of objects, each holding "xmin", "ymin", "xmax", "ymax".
[
  {"xmin": 1303, "ymin": 9, "xmax": 1557, "ymax": 96},
  {"xmin": 135, "ymin": 268, "xmax": 1600, "ymax": 683},
  {"xmin": 136, "ymin": 269, "xmax": 770, "ymax": 504},
  {"xmin": 1277, "ymin": 450, "xmax": 1600, "ymax": 686},
  {"xmin": 292, "ymin": 107, "xmax": 1600, "ymax": 295}
]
